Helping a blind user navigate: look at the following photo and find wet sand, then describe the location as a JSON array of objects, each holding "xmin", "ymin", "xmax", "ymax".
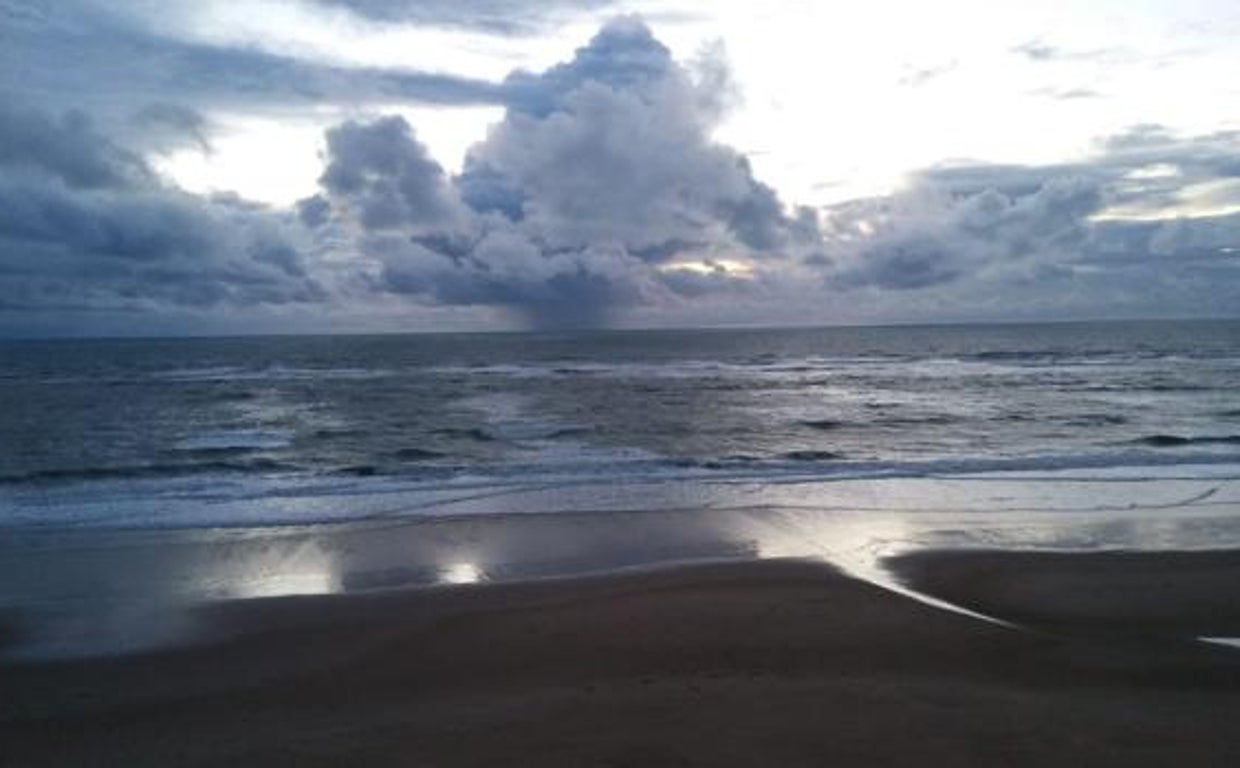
[
  {"xmin": 3, "ymin": 556, "xmax": 1240, "ymax": 767},
  {"xmin": 890, "ymin": 549, "xmax": 1240, "ymax": 639}
]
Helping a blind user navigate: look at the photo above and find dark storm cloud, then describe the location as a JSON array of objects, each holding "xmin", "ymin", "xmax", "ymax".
[
  {"xmin": 308, "ymin": 17, "xmax": 817, "ymax": 327},
  {"xmin": 0, "ymin": 10, "xmax": 813, "ymax": 331},
  {"xmin": 319, "ymin": 117, "xmax": 465, "ymax": 231},
  {"xmin": 0, "ymin": 0, "xmax": 505, "ymax": 139},
  {"xmin": 0, "ymin": 105, "xmax": 150, "ymax": 190},
  {"xmin": 0, "ymin": 103, "xmax": 324, "ymax": 327}
]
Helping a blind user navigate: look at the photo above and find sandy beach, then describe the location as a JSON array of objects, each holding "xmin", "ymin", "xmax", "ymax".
[
  {"xmin": 3, "ymin": 553, "xmax": 1240, "ymax": 767},
  {"xmin": 891, "ymin": 549, "xmax": 1240, "ymax": 640}
]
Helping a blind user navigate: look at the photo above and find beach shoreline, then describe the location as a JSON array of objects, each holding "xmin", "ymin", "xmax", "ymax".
[{"xmin": 4, "ymin": 552, "xmax": 1240, "ymax": 766}]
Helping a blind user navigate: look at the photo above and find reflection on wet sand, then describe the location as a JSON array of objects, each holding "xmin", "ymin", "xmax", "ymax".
[
  {"xmin": 439, "ymin": 561, "xmax": 486, "ymax": 585},
  {"xmin": 211, "ymin": 537, "xmax": 339, "ymax": 600}
]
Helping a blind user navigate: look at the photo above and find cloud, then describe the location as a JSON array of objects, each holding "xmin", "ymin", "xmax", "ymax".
[
  {"xmin": 1011, "ymin": 39, "xmax": 1119, "ymax": 63},
  {"xmin": 1100, "ymin": 125, "xmax": 1240, "ymax": 179},
  {"xmin": 131, "ymin": 103, "xmax": 213, "ymax": 154},
  {"xmin": 280, "ymin": 23, "xmax": 1240, "ymax": 328},
  {"xmin": 1012, "ymin": 41, "xmax": 1061, "ymax": 61},
  {"xmin": 898, "ymin": 60, "xmax": 958, "ymax": 88},
  {"xmin": 829, "ymin": 175, "xmax": 1103, "ymax": 290},
  {"xmin": 2, "ymin": 9, "xmax": 1236, "ymax": 334},
  {"xmin": 318, "ymin": 116, "xmax": 466, "ymax": 231},
  {"xmin": 816, "ymin": 129, "xmax": 1240, "ymax": 321},
  {"xmin": 0, "ymin": 102, "xmax": 325, "ymax": 331},
  {"xmin": 312, "ymin": 0, "xmax": 618, "ymax": 35},
  {"xmin": 0, "ymin": 0, "xmax": 506, "ymax": 135},
  {"xmin": 1030, "ymin": 87, "xmax": 1102, "ymax": 100},
  {"xmin": 0, "ymin": 105, "xmax": 150, "ymax": 189},
  {"xmin": 308, "ymin": 17, "xmax": 817, "ymax": 327}
]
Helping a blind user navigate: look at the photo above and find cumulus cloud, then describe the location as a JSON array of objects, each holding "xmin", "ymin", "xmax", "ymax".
[
  {"xmin": 307, "ymin": 17, "xmax": 818, "ymax": 326},
  {"xmin": 296, "ymin": 22, "xmax": 1237, "ymax": 328},
  {"xmin": 2, "ymin": 6, "xmax": 1237, "ymax": 334},
  {"xmin": 318, "ymin": 117, "xmax": 465, "ymax": 231},
  {"xmin": 827, "ymin": 175, "xmax": 1103, "ymax": 290},
  {"xmin": 817, "ymin": 128, "xmax": 1240, "ymax": 321},
  {"xmin": 0, "ymin": 102, "xmax": 324, "ymax": 330}
]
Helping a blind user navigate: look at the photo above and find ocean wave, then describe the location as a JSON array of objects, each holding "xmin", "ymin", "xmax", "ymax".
[
  {"xmin": 0, "ymin": 457, "xmax": 300, "ymax": 486},
  {"xmin": 5, "ymin": 451, "xmax": 1239, "ymax": 531},
  {"xmin": 1064, "ymin": 414, "xmax": 1129, "ymax": 427},
  {"xmin": 173, "ymin": 430, "xmax": 293, "ymax": 452},
  {"xmin": 151, "ymin": 366, "xmax": 393, "ymax": 383},
  {"xmin": 392, "ymin": 447, "xmax": 449, "ymax": 461},
  {"xmin": 11, "ymin": 432, "xmax": 1240, "ymax": 495},
  {"xmin": 1073, "ymin": 383, "xmax": 1218, "ymax": 393},
  {"xmin": 1132, "ymin": 435, "xmax": 1240, "ymax": 448},
  {"xmin": 800, "ymin": 419, "xmax": 847, "ymax": 431},
  {"xmin": 779, "ymin": 450, "xmax": 845, "ymax": 462},
  {"xmin": 417, "ymin": 354, "xmax": 1240, "ymax": 390},
  {"xmin": 431, "ymin": 427, "xmax": 497, "ymax": 442},
  {"xmin": 875, "ymin": 415, "xmax": 959, "ymax": 426}
]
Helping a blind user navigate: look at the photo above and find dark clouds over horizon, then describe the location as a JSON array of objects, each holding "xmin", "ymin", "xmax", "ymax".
[
  {"xmin": 821, "ymin": 126, "xmax": 1240, "ymax": 321},
  {"xmin": 0, "ymin": 101, "xmax": 327, "ymax": 324},
  {"xmin": 0, "ymin": 2, "xmax": 1237, "ymax": 335}
]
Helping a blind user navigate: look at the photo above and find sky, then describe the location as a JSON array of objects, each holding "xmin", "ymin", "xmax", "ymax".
[{"xmin": 1, "ymin": 0, "xmax": 1238, "ymax": 335}]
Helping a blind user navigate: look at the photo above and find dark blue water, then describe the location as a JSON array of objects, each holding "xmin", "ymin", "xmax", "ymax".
[{"xmin": 2, "ymin": 320, "xmax": 1238, "ymax": 528}]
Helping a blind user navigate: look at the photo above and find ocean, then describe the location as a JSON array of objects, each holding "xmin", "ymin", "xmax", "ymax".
[
  {"xmin": 2, "ymin": 320, "xmax": 1239, "ymax": 528},
  {"xmin": 2, "ymin": 320, "xmax": 1239, "ymax": 656}
]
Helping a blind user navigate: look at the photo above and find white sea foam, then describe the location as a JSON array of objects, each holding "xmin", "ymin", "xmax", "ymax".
[
  {"xmin": 3, "ymin": 454, "xmax": 1237, "ymax": 531},
  {"xmin": 153, "ymin": 366, "xmax": 392, "ymax": 382}
]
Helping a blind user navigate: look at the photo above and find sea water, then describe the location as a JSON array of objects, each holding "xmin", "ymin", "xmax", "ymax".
[{"xmin": 2, "ymin": 320, "xmax": 1238, "ymax": 528}]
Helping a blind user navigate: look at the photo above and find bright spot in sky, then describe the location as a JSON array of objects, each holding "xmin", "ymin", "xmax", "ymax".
[
  {"xmin": 386, "ymin": 105, "xmax": 507, "ymax": 175},
  {"xmin": 156, "ymin": 106, "xmax": 505, "ymax": 205},
  {"xmin": 661, "ymin": 258, "xmax": 755, "ymax": 278},
  {"xmin": 154, "ymin": 114, "xmax": 325, "ymax": 206}
]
